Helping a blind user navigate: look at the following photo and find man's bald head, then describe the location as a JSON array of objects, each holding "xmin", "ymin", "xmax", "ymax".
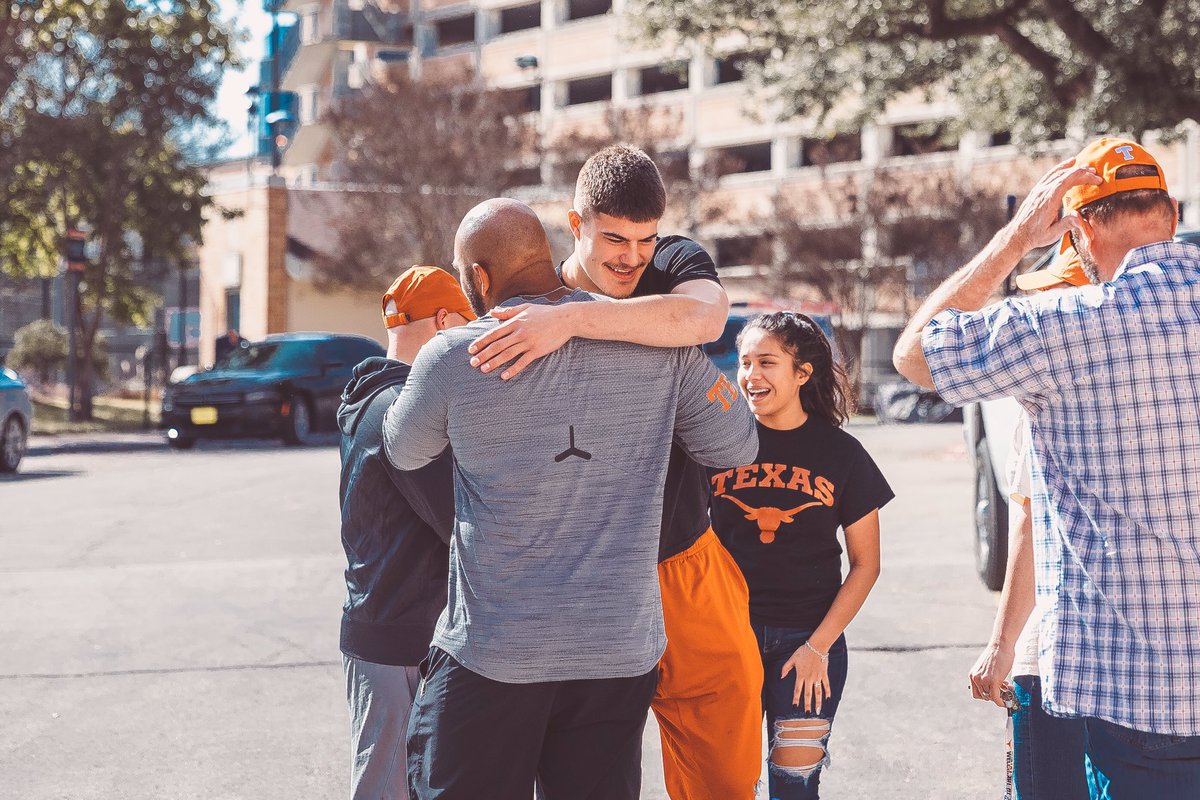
[{"xmin": 453, "ymin": 198, "xmax": 557, "ymax": 316}]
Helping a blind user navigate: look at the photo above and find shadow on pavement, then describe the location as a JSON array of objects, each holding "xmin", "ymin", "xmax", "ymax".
[
  {"xmin": 0, "ymin": 469, "xmax": 83, "ymax": 482},
  {"xmin": 27, "ymin": 439, "xmax": 166, "ymax": 458},
  {"xmin": 179, "ymin": 434, "xmax": 340, "ymax": 453},
  {"xmin": 27, "ymin": 433, "xmax": 339, "ymax": 458}
]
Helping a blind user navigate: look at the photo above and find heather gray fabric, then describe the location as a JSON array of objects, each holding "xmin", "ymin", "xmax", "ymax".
[
  {"xmin": 383, "ymin": 289, "xmax": 759, "ymax": 683},
  {"xmin": 343, "ymin": 654, "xmax": 421, "ymax": 800}
]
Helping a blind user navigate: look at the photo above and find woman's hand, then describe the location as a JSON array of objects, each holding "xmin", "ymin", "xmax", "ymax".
[
  {"xmin": 781, "ymin": 643, "xmax": 830, "ymax": 713},
  {"xmin": 969, "ymin": 643, "xmax": 1014, "ymax": 707}
]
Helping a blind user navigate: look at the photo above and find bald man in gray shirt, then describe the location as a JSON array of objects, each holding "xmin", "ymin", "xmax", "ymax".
[{"xmin": 384, "ymin": 199, "xmax": 758, "ymax": 800}]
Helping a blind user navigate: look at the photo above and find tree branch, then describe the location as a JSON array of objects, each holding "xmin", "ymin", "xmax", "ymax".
[
  {"xmin": 995, "ymin": 21, "xmax": 1087, "ymax": 106},
  {"xmin": 921, "ymin": 0, "xmax": 1035, "ymax": 39},
  {"xmin": 1039, "ymin": 0, "xmax": 1114, "ymax": 62}
]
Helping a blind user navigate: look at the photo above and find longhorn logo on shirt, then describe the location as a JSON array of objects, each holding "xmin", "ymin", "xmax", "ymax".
[
  {"xmin": 711, "ymin": 462, "xmax": 836, "ymax": 543},
  {"xmin": 718, "ymin": 494, "xmax": 825, "ymax": 543}
]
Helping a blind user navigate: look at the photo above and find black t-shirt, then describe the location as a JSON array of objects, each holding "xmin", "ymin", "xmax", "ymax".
[
  {"xmin": 556, "ymin": 235, "xmax": 721, "ymax": 561},
  {"xmin": 634, "ymin": 236, "xmax": 722, "ymax": 560},
  {"xmin": 709, "ymin": 418, "xmax": 894, "ymax": 629}
]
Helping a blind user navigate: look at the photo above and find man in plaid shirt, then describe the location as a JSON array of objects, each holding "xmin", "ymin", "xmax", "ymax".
[{"xmin": 894, "ymin": 138, "xmax": 1200, "ymax": 798}]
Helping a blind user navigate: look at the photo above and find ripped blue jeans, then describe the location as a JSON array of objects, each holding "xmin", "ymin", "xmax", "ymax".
[{"xmin": 755, "ymin": 625, "xmax": 848, "ymax": 800}]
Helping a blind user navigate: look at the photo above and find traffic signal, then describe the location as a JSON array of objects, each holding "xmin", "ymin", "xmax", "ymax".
[{"xmin": 66, "ymin": 229, "xmax": 87, "ymax": 272}]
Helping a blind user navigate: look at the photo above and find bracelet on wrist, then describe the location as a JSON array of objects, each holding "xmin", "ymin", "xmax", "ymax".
[{"xmin": 804, "ymin": 640, "xmax": 829, "ymax": 663}]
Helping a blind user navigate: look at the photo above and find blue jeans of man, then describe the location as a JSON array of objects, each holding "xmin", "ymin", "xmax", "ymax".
[
  {"xmin": 1084, "ymin": 717, "xmax": 1200, "ymax": 800},
  {"xmin": 755, "ymin": 625, "xmax": 848, "ymax": 800},
  {"xmin": 1011, "ymin": 674, "xmax": 1089, "ymax": 799}
]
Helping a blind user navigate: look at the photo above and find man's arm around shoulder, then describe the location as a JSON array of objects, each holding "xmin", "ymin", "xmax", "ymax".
[
  {"xmin": 383, "ymin": 335, "xmax": 454, "ymax": 472},
  {"xmin": 467, "ymin": 240, "xmax": 729, "ymax": 380}
]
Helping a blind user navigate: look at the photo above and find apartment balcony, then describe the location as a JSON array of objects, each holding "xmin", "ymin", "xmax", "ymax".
[
  {"xmin": 544, "ymin": 17, "xmax": 617, "ymax": 78},
  {"xmin": 480, "ymin": 30, "xmax": 540, "ymax": 84},
  {"xmin": 694, "ymin": 91, "xmax": 774, "ymax": 145},
  {"xmin": 421, "ymin": 50, "xmax": 478, "ymax": 83}
]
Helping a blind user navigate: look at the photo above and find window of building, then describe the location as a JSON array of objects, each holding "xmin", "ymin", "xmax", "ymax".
[
  {"xmin": 376, "ymin": 48, "xmax": 410, "ymax": 63},
  {"xmin": 713, "ymin": 141, "xmax": 772, "ymax": 176},
  {"xmin": 891, "ymin": 122, "xmax": 958, "ymax": 157},
  {"xmin": 714, "ymin": 51, "xmax": 764, "ymax": 85},
  {"xmin": 435, "ymin": 14, "xmax": 476, "ymax": 48},
  {"xmin": 499, "ymin": 84, "xmax": 541, "ymax": 114},
  {"xmin": 801, "ymin": 133, "xmax": 861, "ymax": 166},
  {"xmin": 714, "ymin": 235, "xmax": 768, "ymax": 268},
  {"xmin": 657, "ymin": 150, "xmax": 690, "ymax": 182},
  {"xmin": 638, "ymin": 62, "xmax": 688, "ymax": 96},
  {"xmin": 566, "ymin": 0, "xmax": 611, "ymax": 22},
  {"xmin": 564, "ymin": 74, "xmax": 612, "ymax": 106},
  {"xmin": 225, "ymin": 289, "xmax": 241, "ymax": 333},
  {"xmin": 988, "ymin": 130, "xmax": 1012, "ymax": 147},
  {"xmin": 499, "ymin": 3, "xmax": 541, "ymax": 34},
  {"xmin": 504, "ymin": 165, "xmax": 543, "ymax": 188}
]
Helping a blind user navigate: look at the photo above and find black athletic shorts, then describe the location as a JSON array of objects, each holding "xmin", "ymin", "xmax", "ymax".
[{"xmin": 406, "ymin": 647, "xmax": 657, "ymax": 800}]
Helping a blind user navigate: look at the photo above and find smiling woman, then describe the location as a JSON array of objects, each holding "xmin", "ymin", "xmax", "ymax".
[{"xmin": 710, "ymin": 310, "xmax": 892, "ymax": 800}]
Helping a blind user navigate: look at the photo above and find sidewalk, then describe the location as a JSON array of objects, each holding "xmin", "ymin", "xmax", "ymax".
[{"xmin": 26, "ymin": 431, "xmax": 166, "ymax": 457}]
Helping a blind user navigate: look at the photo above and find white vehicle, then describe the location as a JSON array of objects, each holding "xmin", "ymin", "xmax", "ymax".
[{"xmin": 965, "ymin": 228, "xmax": 1199, "ymax": 589}]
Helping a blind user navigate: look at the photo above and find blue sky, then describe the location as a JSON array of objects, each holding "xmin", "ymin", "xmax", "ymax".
[{"xmin": 214, "ymin": 1, "xmax": 274, "ymax": 158}]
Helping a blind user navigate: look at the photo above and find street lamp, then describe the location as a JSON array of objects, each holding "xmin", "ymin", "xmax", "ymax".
[{"xmin": 245, "ymin": 85, "xmax": 261, "ymax": 181}]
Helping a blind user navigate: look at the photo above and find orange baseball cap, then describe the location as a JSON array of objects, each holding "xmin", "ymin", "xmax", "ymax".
[
  {"xmin": 1015, "ymin": 245, "xmax": 1090, "ymax": 291},
  {"xmin": 1058, "ymin": 137, "xmax": 1169, "ymax": 253},
  {"xmin": 383, "ymin": 266, "xmax": 476, "ymax": 328}
]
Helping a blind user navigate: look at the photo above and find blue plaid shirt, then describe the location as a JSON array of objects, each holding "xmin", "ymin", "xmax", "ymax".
[{"xmin": 924, "ymin": 241, "xmax": 1200, "ymax": 736}]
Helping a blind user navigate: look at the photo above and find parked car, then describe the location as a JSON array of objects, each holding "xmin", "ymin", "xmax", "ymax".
[
  {"xmin": 965, "ymin": 227, "xmax": 1200, "ymax": 589},
  {"xmin": 874, "ymin": 380, "xmax": 962, "ymax": 424},
  {"xmin": 160, "ymin": 333, "xmax": 384, "ymax": 449},
  {"xmin": 704, "ymin": 307, "xmax": 835, "ymax": 381},
  {"xmin": 0, "ymin": 366, "xmax": 32, "ymax": 473}
]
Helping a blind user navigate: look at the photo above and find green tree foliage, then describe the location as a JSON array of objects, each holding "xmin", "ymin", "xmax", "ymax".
[
  {"xmin": 0, "ymin": 0, "xmax": 238, "ymax": 418},
  {"xmin": 7, "ymin": 319, "xmax": 67, "ymax": 385},
  {"xmin": 630, "ymin": 0, "xmax": 1200, "ymax": 140}
]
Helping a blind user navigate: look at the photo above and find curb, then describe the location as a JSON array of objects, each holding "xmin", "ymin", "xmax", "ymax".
[{"xmin": 27, "ymin": 432, "xmax": 166, "ymax": 457}]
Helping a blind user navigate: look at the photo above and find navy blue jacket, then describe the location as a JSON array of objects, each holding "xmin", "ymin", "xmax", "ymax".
[{"xmin": 338, "ymin": 357, "xmax": 452, "ymax": 666}]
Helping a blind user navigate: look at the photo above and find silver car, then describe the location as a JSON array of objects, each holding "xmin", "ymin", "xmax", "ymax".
[{"xmin": 0, "ymin": 366, "xmax": 32, "ymax": 472}]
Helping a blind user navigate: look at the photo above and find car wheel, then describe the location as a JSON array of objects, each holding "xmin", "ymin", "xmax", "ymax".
[
  {"xmin": 0, "ymin": 414, "xmax": 27, "ymax": 472},
  {"xmin": 167, "ymin": 435, "xmax": 196, "ymax": 450},
  {"xmin": 282, "ymin": 395, "xmax": 313, "ymax": 446},
  {"xmin": 973, "ymin": 437, "xmax": 1008, "ymax": 591}
]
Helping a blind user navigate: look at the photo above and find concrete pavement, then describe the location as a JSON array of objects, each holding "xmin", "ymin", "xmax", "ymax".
[{"xmin": 0, "ymin": 423, "xmax": 1007, "ymax": 799}]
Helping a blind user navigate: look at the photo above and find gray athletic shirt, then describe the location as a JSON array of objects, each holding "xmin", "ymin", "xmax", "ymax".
[{"xmin": 383, "ymin": 289, "xmax": 759, "ymax": 683}]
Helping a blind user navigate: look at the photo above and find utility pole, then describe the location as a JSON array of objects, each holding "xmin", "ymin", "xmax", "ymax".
[
  {"xmin": 64, "ymin": 229, "xmax": 87, "ymax": 422},
  {"xmin": 271, "ymin": 8, "xmax": 281, "ymax": 174},
  {"xmin": 177, "ymin": 263, "xmax": 188, "ymax": 369}
]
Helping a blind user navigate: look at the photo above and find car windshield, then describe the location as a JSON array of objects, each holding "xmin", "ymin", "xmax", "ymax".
[
  {"xmin": 215, "ymin": 341, "xmax": 311, "ymax": 372},
  {"xmin": 705, "ymin": 318, "xmax": 745, "ymax": 358}
]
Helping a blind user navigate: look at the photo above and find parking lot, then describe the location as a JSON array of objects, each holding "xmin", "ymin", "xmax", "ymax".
[{"xmin": 2, "ymin": 423, "xmax": 1005, "ymax": 799}]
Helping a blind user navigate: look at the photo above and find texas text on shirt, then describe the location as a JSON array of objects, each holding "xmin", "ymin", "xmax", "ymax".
[{"xmin": 921, "ymin": 240, "xmax": 1200, "ymax": 737}]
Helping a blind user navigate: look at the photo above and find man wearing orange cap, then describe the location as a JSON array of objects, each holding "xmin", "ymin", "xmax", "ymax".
[
  {"xmin": 336, "ymin": 266, "xmax": 475, "ymax": 800},
  {"xmin": 895, "ymin": 138, "xmax": 1200, "ymax": 797},
  {"xmin": 968, "ymin": 245, "xmax": 1092, "ymax": 800}
]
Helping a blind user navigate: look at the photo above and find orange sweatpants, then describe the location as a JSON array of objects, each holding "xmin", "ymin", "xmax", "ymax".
[{"xmin": 653, "ymin": 529, "xmax": 763, "ymax": 800}]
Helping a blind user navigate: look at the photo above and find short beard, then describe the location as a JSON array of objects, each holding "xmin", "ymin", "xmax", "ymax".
[
  {"xmin": 1069, "ymin": 231, "xmax": 1103, "ymax": 284},
  {"xmin": 462, "ymin": 273, "xmax": 488, "ymax": 317}
]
